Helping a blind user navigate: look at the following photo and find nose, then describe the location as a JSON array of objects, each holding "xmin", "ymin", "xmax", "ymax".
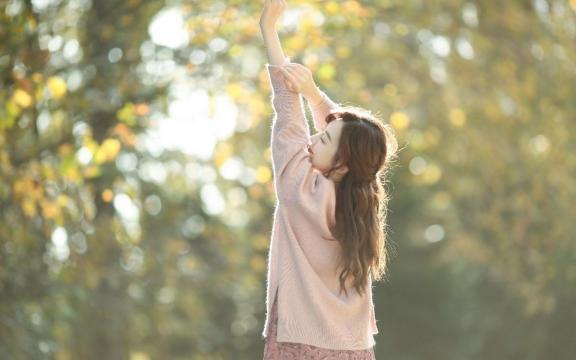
[
  {"xmin": 308, "ymin": 137, "xmax": 317, "ymax": 154},
  {"xmin": 309, "ymin": 136, "xmax": 318, "ymax": 150},
  {"xmin": 311, "ymin": 133, "xmax": 320, "ymax": 144}
]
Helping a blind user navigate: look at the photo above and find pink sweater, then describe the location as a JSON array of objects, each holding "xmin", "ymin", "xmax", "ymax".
[{"xmin": 261, "ymin": 56, "xmax": 379, "ymax": 350}]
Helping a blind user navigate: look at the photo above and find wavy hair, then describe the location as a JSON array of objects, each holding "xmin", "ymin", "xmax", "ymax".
[{"xmin": 321, "ymin": 106, "xmax": 399, "ymax": 297}]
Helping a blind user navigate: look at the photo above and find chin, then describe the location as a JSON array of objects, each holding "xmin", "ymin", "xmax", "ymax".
[{"xmin": 310, "ymin": 164, "xmax": 323, "ymax": 173}]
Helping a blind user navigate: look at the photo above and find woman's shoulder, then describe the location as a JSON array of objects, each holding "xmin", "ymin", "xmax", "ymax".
[{"xmin": 281, "ymin": 170, "xmax": 336, "ymax": 220}]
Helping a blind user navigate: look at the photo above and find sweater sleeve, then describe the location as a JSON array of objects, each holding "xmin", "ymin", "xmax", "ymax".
[
  {"xmin": 265, "ymin": 57, "xmax": 314, "ymax": 200},
  {"xmin": 307, "ymin": 88, "xmax": 342, "ymax": 133}
]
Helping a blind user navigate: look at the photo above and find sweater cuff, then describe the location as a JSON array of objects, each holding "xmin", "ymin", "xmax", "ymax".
[{"xmin": 266, "ymin": 56, "xmax": 291, "ymax": 92}]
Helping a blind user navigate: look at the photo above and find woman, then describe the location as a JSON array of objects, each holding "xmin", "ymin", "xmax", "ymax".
[{"xmin": 259, "ymin": 1, "xmax": 398, "ymax": 358}]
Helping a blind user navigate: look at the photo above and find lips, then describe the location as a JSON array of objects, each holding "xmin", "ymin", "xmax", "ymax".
[{"xmin": 307, "ymin": 144, "xmax": 314, "ymax": 155}]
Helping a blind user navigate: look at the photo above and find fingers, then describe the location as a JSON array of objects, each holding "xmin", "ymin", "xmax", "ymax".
[
  {"xmin": 283, "ymin": 77, "xmax": 297, "ymax": 92},
  {"xmin": 285, "ymin": 81, "xmax": 296, "ymax": 92},
  {"xmin": 285, "ymin": 63, "xmax": 310, "ymax": 73},
  {"xmin": 278, "ymin": 66, "xmax": 296, "ymax": 82},
  {"xmin": 279, "ymin": 66, "xmax": 303, "ymax": 83},
  {"xmin": 278, "ymin": 67, "xmax": 298, "ymax": 92},
  {"xmin": 284, "ymin": 63, "xmax": 312, "ymax": 82},
  {"xmin": 281, "ymin": 65, "xmax": 306, "ymax": 83}
]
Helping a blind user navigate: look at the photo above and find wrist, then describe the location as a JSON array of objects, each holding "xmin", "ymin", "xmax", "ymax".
[
  {"xmin": 305, "ymin": 87, "xmax": 324, "ymax": 106},
  {"xmin": 259, "ymin": 20, "xmax": 277, "ymax": 32}
]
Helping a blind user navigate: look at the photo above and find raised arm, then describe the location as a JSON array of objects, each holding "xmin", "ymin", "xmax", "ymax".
[
  {"xmin": 259, "ymin": 0, "xmax": 287, "ymax": 66},
  {"xmin": 260, "ymin": 0, "xmax": 313, "ymax": 198},
  {"xmin": 259, "ymin": 0, "xmax": 309, "ymax": 151},
  {"xmin": 306, "ymin": 88, "xmax": 342, "ymax": 133}
]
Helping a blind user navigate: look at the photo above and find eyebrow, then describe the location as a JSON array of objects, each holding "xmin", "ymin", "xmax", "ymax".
[{"xmin": 325, "ymin": 130, "xmax": 332, "ymax": 142}]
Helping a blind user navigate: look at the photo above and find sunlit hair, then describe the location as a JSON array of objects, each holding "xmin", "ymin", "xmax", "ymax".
[{"xmin": 321, "ymin": 106, "xmax": 400, "ymax": 298}]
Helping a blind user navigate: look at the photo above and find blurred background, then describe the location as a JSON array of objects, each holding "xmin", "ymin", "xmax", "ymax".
[{"xmin": 1, "ymin": 0, "xmax": 575, "ymax": 359}]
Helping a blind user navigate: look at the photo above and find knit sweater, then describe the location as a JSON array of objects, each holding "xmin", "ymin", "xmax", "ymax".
[{"xmin": 261, "ymin": 56, "xmax": 379, "ymax": 350}]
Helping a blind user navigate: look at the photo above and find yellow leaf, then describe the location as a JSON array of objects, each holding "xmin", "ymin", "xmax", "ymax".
[
  {"xmin": 84, "ymin": 164, "xmax": 102, "ymax": 178},
  {"xmin": 325, "ymin": 1, "xmax": 340, "ymax": 15},
  {"xmin": 300, "ymin": 15, "xmax": 315, "ymax": 32},
  {"xmin": 94, "ymin": 138, "xmax": 121, "ymax": 164},
  {"xmin": 134, "ymin": 103, "xmax": 150, "ymax": 116},
  {"xmin": 130, "ymin": 352, "xmax": 150, "ymax": 360},
  {"xmin": 56, "ymin": 194, "xmax": 70, "ymax": 207},
  {"xmin": 30, "ymin": 181, "xmax": 44, "ymax": 200},
  {"xmin": 13, "ymin": 178, "xmax": 31, "ymax": 196},
  {"xmin": 449, "ymin": 108, "xmax": 466, "ymax": 127},
  {"xmin": 343, "ymin": 0, "xmax": 362, "ymax": 15},
  {"xmin": 42, "ymin": 164, "xmax": 57, "ymax": 180},
  {"xmin": 248, "ymin": 184, "xmax": 263, "ymax": 199},
  {"xmin": 112, "ymin": 124, "xmax": 137, "ymax": 147},
  {"xmin": 12, "ymin": 89, "xmax": 32, "ymax": 108},
  {"xmin": 226, "ymin": 83, "xmax": 243, "ymax": 101},
  {"xmin": 31, "ymin": 73, "xmax": 43, "ymax": 82},
  {"xmin": 390, "ymin": 111, "xmax": 410, "ymax": 131},
  {"xmin": 47, "ymin": 76, "xmax": 67, "ymax": 100},
  {"xmin": 6, "ymin": 100, "xmax": 21, "ymax": 118},
  {"xmin": 422, "ymin": 164, "xmax": 442, "ymax": 184},
  {"xmin": 34, "ymin": 84, "xmax": 45, "ymax": 102},
  {"xmin": 286, "ymin": 36, "xmax": 305, "ymax": 53},
  {"xmin": 40, "ymin": 199, "xmax": 60, "ymax": 220},
  {"xmin": 213, "ymin": 142, "xmax": 233, "ymax": 168},
  {"xmin": 0, "ymin": 116, "xmax": 16, "ymax": 130},
  {"xmin": 22, "ymin": 198, "xmax": 37, "ymax": 217},
  {"xmin": 63, "ymin": 166, "xmax": 80, "ymax": 182},
  {"xmin": 264, "ymin": 148, "xmax": 271, "ymax": 161},
  {"xmin": 317, "ymin": 63, "xmax": 336, "ymax": 81},
  {"xmin": 255, "ymin": 166, "xmax": 271, "ymax": 184},
  {"xmin": 102, "ymin": 189, "xmax": 114, "ymax": 202},
  {"xmin": 229, "ymin": 44, "xmax": 243, "ymax": 58},
  {"xmin": 84, "ymin": 137, "xmax": 99, "ymax": 154},
  {"xmin": 336, "ymin": 46, "xmax": 351, "ymax": 58},
  {"xmin": 117, "ymin": 102, "xmax": 136, "ymax": 125},
  {"xmin": 58, "ymin": 143, "xmax": 74, "ymax": 156}
]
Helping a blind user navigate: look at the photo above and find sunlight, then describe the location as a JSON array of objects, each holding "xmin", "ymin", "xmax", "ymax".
[
  {"xmin": 144, "ymin": 89, "xmax": 238, "ymax": 162},
  {"xmin": 148, "ymin": 7, "xmax": 189, "ymax": 49},
  {"xmin": 50, "ymin": 226, "xmax": 70, "ymax": 262},
  {"xmin": 113, "ymin": 193, "xmax": 141, "ymax": 240}
]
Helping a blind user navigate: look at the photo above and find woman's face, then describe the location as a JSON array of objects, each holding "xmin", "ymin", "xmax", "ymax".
[{"xmin": 307, "ymin": 119, "xmax": 346, "ymax": 175}]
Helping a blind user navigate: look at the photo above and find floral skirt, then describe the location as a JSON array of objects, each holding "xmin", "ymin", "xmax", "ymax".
[{"xmin": 263, "ymin": 293, "xmax": 376, "ymax": 359}]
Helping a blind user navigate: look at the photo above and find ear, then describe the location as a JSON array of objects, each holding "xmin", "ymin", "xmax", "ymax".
[{"xmin": 335, "ymin": 163, "xmax": 349, "ymax": 176}]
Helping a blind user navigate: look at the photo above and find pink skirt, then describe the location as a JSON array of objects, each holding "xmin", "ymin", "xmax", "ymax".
[{"xmin": 263, "ymin": 293, "xmax": 376, "ymax": 359}]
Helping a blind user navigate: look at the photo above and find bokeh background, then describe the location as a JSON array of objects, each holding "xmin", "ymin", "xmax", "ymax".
[{"xmin": 1, "ymin": 0, "xmax": 576, "ymax": 359}]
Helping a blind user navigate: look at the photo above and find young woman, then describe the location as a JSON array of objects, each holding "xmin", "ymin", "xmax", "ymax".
[{"xmin": 259, "ymin": 1, "xmax": 398, "ymax": 358}]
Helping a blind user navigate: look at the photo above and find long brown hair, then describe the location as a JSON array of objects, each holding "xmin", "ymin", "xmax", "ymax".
[{"xmin": 322, "ymin": 106, "xmax": 399, "ymax": 297}]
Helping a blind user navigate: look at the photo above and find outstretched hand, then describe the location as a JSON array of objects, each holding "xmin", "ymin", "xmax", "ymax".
[{"xmin": 260, "ymin": 0, "xmax": 286, "ymax": 29}]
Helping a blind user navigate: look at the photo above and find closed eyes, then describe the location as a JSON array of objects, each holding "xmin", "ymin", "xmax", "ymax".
[{"xmin": 321, "ymin": 131, "xmax": 332, "ymax": 144}]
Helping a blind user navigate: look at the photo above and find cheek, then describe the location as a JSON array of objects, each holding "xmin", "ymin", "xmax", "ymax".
[
  {"xmin": 325, "ymin": 145, "xmax": 337, "ymax": 158},
  {"xmin": 319, "ymin": 147, "xmax": 335, "ymax": 163}
]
